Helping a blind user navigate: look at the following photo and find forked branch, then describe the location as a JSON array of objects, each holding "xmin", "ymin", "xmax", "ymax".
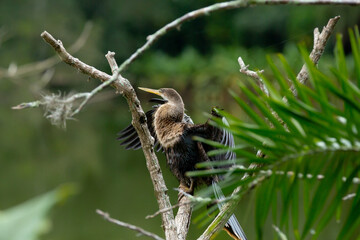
[{"xmin": 36, "ymin": 31, "xmax": 184, "ymax": 240}]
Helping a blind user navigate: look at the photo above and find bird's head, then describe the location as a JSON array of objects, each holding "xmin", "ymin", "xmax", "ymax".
[
  {"xmin": 139, "ymin": 87, "xmax": 184, "ymax": 121},
  {"xmin": 138, "ymin": 87, "xmax": 183, "ymax": 105}
]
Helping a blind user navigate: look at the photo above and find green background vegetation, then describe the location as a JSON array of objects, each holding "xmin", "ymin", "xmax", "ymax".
[{"xmin": 0, "ymin": 1, "xmax": 359, "ymax": 239}]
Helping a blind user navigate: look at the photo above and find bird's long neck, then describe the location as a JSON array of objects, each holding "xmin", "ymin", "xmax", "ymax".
[
  {"xmin": 154, "ymin": 101, "xmax": 185, "ymax": 148},
  {"xmin": 158, "ymin": 101, "xmax": 184, "ymax": 122}
]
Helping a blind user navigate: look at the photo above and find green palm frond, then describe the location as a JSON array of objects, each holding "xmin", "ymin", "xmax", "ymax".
[{"xmin": 189, "ymin": 27, "xmax": 360, "ymax": 240}]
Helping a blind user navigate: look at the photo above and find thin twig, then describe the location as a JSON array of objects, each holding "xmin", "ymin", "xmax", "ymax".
[
  {"xmin": 238, "ymin": 56, "xmax": 286, "ymax": 129},
  {"xmin": 105, "ymin": 51, "xmax": 119, "ymax": 74},
  {"xmin": 238, "ymin": 56, "xmax": 267, "ymax": 96},
  {"xmin": 12, "ymin": 92, "xmax": 90, "ymax": 110},
  {"xmin": 96, "ymin": 209, "xmax": 164, "ymax": 240},
  {"xmin": 39, "ymin": 31, "xmax": 116, "ymax": 116},
  {"xmin": 147, "ymin": 201, "xmax": 191, "ymax": 220},
  {"xmin": 147, "ymin": 189, "xmax": 220, "ymax": 219},
  {"xmin": 12, "ymin": 100, "xmax": 42, "ymax": 110}
]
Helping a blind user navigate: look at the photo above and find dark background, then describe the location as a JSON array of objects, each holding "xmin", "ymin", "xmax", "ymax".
[{"xmin": 0, "ymin": 1, "xmax": 359, "ymax": 239}]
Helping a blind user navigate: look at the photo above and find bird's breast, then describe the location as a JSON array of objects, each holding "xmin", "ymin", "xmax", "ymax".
[{"xmin": 154, "ymin": 120, "xmax": 184, "ymax": 149}]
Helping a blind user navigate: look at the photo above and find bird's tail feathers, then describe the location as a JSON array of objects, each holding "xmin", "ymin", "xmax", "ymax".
[{"xmin": 212, "ymin": 181, "xmax": 247, "ymax": 240}]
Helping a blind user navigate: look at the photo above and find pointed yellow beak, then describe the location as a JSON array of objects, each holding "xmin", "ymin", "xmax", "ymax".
[{"xmin": 138, "ymin": 87, "xmax": 162, "ymax": 96}]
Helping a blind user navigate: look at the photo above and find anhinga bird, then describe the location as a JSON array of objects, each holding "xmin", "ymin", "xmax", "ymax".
[{"xmin": 118, "ymin": 87, "xmax": 247, "ymax": 240}]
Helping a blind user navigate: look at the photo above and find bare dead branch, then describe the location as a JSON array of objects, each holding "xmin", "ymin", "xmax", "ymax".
[
  {"xmin": 106, "ymin": 51, "xmax": 194, "ymax": 240},
  {"xmin": 38, "ymin": 31, "xmax": 123, "ymax": 117},
  {"xmin": 12, "ymin": 100, "xmax": 42, "ymax": 110},
  {"xmin": 292, "ymin": 15, "xmax": 341, "ymax": 96},
  {"xmin": 36, "ymin": 32, "xmax": 179, "ymax": 239},
  {"xmin": 238, "ymin": 56, "xmax": 286, "ymax": 128},
  {"xmin": 238, "ymin": 57, "xmax": 268, "ymax": 96},
  {"xmin": 105, "ymin": 51, "xmax": 119, "ymax": 74},
  {"xmin": 96, "ymin": 209, "xmax": 164, "ymax": 240},
  {"xmin": 105, "ymin": 51, "xmax": 193, "ymax": 240},
  {"xmin": 147, "ymin": 201, "xmax": 191, "ymax": 220},
  {"xmin": 174, "ymin": 192, "xmax": 192, "ymax": 239},
  {"xmin": 237, "ymin": 57, "xmax": 264, "ymax": 81},
  {"xmin": 40, "ymin": 31, "xmax": 111, "ymax": 84},
  {"xmin": 12, "ymin": 30, "xmax": 113, "ymax": 123}
]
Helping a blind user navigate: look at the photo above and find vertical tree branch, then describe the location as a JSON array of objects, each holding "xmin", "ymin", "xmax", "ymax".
[
  {"xmin": 39, "ymin": 32, "xmax": 179, "ymax": 240},
  {"xmin": 175, "ymin": 196, "xmax": 192, "ymax": 240},
  {"xmin": 106, "ymin": 51, "xmax": 192, "ymax": 240}
]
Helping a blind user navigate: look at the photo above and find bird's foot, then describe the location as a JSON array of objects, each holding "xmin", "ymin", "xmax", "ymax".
[{"xmin": 178, "ymin": 180, "xmax": 194, "ymax": 202}]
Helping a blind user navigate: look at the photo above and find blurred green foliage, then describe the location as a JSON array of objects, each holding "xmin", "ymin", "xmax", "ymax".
[
  {"xmin": 0, "ymin": 184, "xmax": 76, "ymax": 240},
  {"xmin": 190, "ymin": 28, "xmax": 360, "ymax": 239},
  {"xmin": 0, "ymin": 0, "xmax": 359, "ymax": 239}
]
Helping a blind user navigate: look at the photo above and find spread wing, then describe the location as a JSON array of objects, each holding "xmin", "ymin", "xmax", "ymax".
[
  {"xmin": 117, "ymin": 107, "xmax": 158, "ymax": 150},
  {"xmin": 198, "ymin": 110, "xmax": 236, "ymax": 163},
  {"xmin": 117, "ymin": 98, "xmax": 193, "ymax": 151}
]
